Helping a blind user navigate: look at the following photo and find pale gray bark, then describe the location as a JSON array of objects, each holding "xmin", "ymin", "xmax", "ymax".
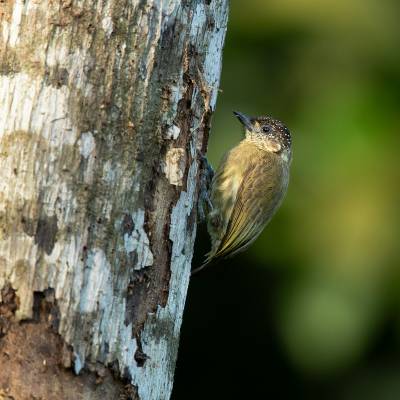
[{"xmin": 0, "ymin": 0, "xmax": 228, "ymax": 398}]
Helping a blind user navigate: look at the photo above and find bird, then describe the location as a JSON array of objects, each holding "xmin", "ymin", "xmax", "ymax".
[{"xmin": 193, "ymin": 111, "xmax": 292, "ymax": 275}]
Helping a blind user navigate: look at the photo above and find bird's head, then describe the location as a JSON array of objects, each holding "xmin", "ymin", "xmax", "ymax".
[{"xmin": 233, "ymin": 111, "xmax": 292, "ymax": 162}]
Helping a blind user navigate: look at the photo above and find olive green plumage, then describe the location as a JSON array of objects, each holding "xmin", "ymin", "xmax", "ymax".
[{"xmin": 194, "ymin": 111, "xmax": 292, "ymax": 274}]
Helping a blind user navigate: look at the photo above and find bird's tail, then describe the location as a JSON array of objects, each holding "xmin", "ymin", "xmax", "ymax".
[{"xmin": 191, "ymin": 257, "xmax": 214, "ymax": 276}]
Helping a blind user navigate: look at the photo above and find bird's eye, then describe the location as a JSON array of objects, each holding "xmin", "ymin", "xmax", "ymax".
[{"xmin": 262, "ymin": 126, "xmax": 271, "ymax": 133}]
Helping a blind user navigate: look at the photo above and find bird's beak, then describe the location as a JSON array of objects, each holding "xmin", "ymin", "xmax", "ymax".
[{"xmin": 233, "ymin": 111, "xmax": 253, "ymax": 132}]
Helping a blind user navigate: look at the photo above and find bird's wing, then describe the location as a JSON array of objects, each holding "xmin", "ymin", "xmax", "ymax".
[
  {"xmin": 212, "ymin": 158, "xmax": 284, "ymax": 260},
  {"xmin": 206, "ymin": 151, "xmax": 238, "ymax": 242}
]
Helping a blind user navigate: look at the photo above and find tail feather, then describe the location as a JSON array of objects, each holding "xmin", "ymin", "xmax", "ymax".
[{"xmin": 191, "ymin": 257, "xmax": 214, "ymax": 276}]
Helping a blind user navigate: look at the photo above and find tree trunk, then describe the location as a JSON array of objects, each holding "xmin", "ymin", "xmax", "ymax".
[{"xmin": 0, "ymin": 0, "xmax": 228, "ymax": 398}]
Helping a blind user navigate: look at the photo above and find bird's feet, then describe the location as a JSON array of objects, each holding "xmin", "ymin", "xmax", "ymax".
[{"xmin": 197, "ymin": 150, "xmax": 214, "ymax": 223}]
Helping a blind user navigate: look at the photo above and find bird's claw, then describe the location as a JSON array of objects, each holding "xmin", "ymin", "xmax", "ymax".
[
  {"xmin": 197, "ymin": 150, "xmax": 214, "ymax": 222},
  {"xmin": 197, "ymin": 150, "xmax": 214, "ymax": 180}
]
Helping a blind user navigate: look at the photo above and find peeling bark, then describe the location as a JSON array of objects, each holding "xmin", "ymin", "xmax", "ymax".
[{"xmin": 0, "ymin": 0, "xmax": 228, "ymax": 399}]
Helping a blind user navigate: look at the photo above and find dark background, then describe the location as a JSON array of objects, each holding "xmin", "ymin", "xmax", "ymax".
[{"xmin": 173, "ymin": 0, "xmax": 400, "ymax": 398}]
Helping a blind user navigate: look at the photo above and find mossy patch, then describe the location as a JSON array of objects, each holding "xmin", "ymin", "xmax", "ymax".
[
  {"xmin": 35, "ymin": 215, "xmax": 58, "ymax": 255},
  {"xmin": 0, "ymin": 131, "xmax": 81, "ymax": 245},
  {"xmin": 0, "ymin": 46, "xmax": 45, "ymax": 77},
  {"xmin": 0, "ymin": 49, "xmax": 22, "ymax": 76},
  {"xmin": 0, "ymin": 0, "xmax": 13, "ymax": 24}
]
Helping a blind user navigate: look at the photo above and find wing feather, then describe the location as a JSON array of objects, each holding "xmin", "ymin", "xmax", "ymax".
[{"xmin": 212, "ymin": 157, "xmax": 286, "ymax": 260}]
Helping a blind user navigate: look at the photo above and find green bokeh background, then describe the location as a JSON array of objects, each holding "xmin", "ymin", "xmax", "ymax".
[{"xmin": 174, "ymin": 1, "xmax": 400, "ymax": 398}]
